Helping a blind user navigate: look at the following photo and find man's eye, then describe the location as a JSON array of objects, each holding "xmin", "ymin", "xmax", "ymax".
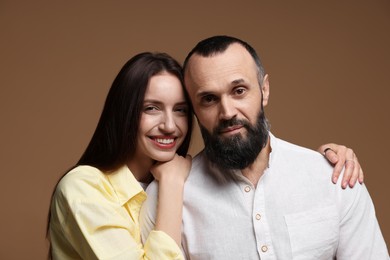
[
  {"xmin": 235, "ymin": 88, "xmax": 246, "ymax": 95},
  {"xmin": 202, "ymin": 95, "xmax": 217, "ymax": 104}
]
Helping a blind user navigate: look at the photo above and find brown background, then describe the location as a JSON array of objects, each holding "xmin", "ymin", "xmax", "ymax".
[{"xmin": 1, "ymin": 1, "xmax": 389, "ymax": 258}]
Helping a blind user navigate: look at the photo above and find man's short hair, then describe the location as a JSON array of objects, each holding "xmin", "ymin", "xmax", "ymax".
[{"xmin": 183, "ymin": 35, "xmax": 266, "ymax": 84}]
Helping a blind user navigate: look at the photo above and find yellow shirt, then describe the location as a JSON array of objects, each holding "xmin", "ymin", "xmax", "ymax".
[{"xmin": 49, "ymin": 165, "xmax": 183, "ymax": 259}]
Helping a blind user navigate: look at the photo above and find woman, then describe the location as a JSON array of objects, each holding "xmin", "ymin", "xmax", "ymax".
[
  {"xmin": 48, "ymin": 52, "xmax": 193, "ymax": 259},
  {"xmin": 48, "ymin": 52, "xmax": 362, "ymax": 259}
]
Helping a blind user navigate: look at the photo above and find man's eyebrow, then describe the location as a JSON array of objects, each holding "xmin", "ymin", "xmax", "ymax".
[
  {"xmin": 196, "ymin": 91, "xmax": 213, "ymax": 99},
  {"xmin": 231, "ymin": 78, "xmax": 245, "ymax": 85}
]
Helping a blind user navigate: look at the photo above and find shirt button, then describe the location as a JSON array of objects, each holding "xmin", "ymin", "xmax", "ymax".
[
  {"xmin": 244, "ymin": 186, "xmax": 251, "ymax": 192},
  {"xmin": 255, "ymin": 214, "xmax": 261, "ymax": 220},
  {"xmin": 261, "ymin": 245, "xmax": 268, "ymax": 252}
]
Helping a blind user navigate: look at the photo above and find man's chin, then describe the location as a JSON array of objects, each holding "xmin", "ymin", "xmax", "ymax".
[{"xmin": 218, "ymin": 130, "xmax": 247, "ymax": 140}]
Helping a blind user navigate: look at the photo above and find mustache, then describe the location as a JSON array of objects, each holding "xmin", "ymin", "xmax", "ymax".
[{"xmin": 214, "ymin": 118, "xmax": 251, "ymax": 133}]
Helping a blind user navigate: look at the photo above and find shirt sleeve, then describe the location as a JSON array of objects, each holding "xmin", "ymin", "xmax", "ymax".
[
  {"xmin": 144, "ymin": 230, "xmax": 184, "ymax": 260},
  {"xmin": 336, "ymin": 183, "xmax": 389, "ymax": 259},
  {"xmin": 51, "ymin": 174, "xmax": 184, "ymax": 259}
]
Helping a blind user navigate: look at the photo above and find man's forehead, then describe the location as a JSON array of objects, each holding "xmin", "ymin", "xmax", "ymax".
[{"xmin": 185, "ymin": 43, "xmax": 257, "ymax": 83}]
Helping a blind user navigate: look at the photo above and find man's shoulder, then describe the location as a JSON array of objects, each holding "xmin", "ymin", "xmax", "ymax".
[
  {"xmin": 272, "ymin": 135, "xmax": 327, "ymax": 163},
  {"xmin": 270, "ymin": 134, "xmax": 335, "ymax": 179}
]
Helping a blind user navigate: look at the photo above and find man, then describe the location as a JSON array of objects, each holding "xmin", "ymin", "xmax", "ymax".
[{"xmin": 141, "ymin": 36, "xmax": 388, "ymax": 259}]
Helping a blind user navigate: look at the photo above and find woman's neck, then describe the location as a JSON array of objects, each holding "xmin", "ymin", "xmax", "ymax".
[{"xmin": 127, "ymin": 157, "xmax": 154, "ymax": 183}]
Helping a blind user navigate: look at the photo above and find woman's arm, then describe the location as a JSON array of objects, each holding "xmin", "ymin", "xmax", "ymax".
[{"xmin": 150, "ymin": 154, "xmax": 192, "ymax": 245}]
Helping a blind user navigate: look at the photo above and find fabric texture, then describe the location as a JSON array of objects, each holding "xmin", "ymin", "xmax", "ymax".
[
  {"xmin": 50, "ymin": 165, "xmax": 183, "ymax": 260},
  {"xmin": 141, "ymin": 133, "xmax": 389, "ymax": 259}
]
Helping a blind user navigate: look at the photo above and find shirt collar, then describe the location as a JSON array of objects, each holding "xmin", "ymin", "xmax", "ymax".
[
  {"xmin": 106, "ymin": 165, "xmax": 146, "ymax": 205},
  {"xmin": 268, "ymin": 131, "xmax": 277, "ymax": 168}
]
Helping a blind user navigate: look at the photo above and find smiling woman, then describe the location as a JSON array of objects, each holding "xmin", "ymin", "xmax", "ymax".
[
  {"xmin": 132, "ymin": 72, "xmax": 189, "ymax": 167},
  {"xmin": 47, "ymin": 52, "xmax": 193, "ymax": 259}
]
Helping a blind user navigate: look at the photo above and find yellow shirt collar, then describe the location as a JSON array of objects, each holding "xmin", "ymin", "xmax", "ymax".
[{"xmin": 106, "ymin": 165, "xmax": 146, "ymax": 205}]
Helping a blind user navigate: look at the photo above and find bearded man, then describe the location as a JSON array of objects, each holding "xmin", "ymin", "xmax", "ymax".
[{"xmin": 141, "ymin": 35, "xmax": 388, "ymax": 259}]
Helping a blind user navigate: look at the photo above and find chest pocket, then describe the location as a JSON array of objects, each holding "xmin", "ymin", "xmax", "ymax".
[{"xmin": 284, "ymin": 205, "xmax": 339, "ymax": 260}]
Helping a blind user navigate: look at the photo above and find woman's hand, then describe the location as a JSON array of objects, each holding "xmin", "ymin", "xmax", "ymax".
[
  {"xmin": 318, "ymin": 144, "xmax": 363, "ymax": 189},
  {"xmin": 150, "ymin": 154, "xmax": 192, "ymax": 184}
]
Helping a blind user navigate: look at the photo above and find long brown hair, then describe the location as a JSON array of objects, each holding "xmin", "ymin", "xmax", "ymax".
[{"xmin": 46, "ymin": 52, "xmax": 193, "ymax": 258}]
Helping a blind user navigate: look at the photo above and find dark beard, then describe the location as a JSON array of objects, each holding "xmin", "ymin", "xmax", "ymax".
[{"xmin": 199, "ymin": 110, "xmax": 269, "ymax": 170}]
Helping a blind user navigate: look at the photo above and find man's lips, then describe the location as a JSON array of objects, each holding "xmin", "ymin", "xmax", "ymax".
[{"xmin": 219, "ymin": 125, "xmax": 243, "ymax": 134}]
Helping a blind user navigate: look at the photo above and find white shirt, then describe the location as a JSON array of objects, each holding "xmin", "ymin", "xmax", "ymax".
[{"xmin": 140, "ymin": 133, "xmax": 389, "ymax": 259}]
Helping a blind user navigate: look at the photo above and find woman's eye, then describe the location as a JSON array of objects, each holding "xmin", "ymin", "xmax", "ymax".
[
  {"xmin": 144, "ymin": 106, "xmax": 159, "ymax": 112},
  {"xmin": 175, "ymin": 106, "xmax": 188, "ymax": 114}
]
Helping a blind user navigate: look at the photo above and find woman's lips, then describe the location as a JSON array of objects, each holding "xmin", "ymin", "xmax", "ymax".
[{"xmin": 150, "ymin": 136, "xmax": 177, "ymax": 149}]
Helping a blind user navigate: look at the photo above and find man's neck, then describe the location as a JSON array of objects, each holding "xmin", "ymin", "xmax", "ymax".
[{"xmin": 241, "ymin": 137, "xmax": 271, "ymax": 187}]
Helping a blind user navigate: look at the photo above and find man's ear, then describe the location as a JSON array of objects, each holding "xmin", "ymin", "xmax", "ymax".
[{"xmin": 262, "ymin": 74, "xmax": 270, "ymax": 107}]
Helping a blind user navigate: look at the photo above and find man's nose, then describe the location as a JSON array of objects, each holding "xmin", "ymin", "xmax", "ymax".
[{"xmin": 219, "ymin": 97, "xmax": 237, "ymax": 121}]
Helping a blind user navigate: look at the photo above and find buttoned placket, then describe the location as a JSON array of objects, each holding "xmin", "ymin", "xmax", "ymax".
[
  {"xmin": 238, "ymin": 167, "xmax": 275, "ymax": 259},
  {"xmin": 253, "ymin": 167, "xmax": 276, "ymax": 259}
]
